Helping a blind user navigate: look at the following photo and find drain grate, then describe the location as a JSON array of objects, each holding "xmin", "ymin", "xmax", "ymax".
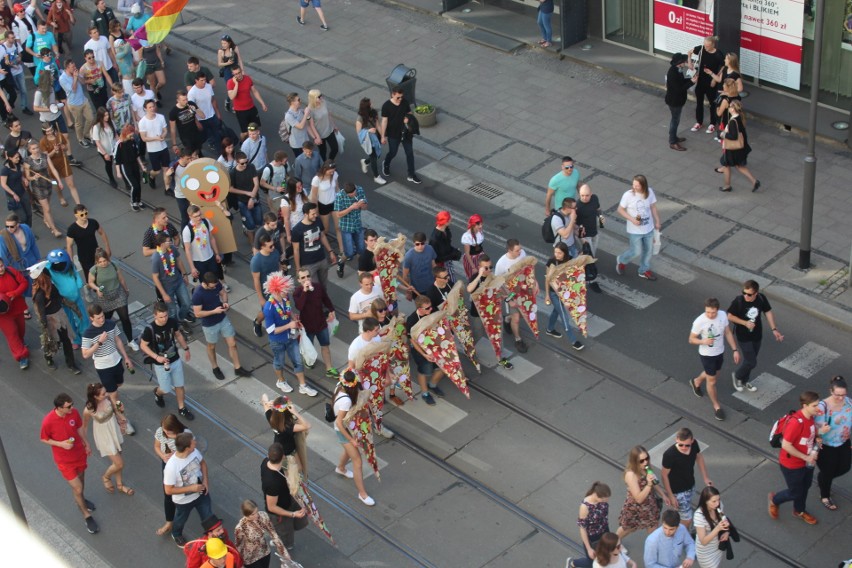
[{"xmin": 467, "ymin": 182, "xmax": 503, "ymax": 200}]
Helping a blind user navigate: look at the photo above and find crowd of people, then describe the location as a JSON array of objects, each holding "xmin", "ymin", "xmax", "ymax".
[{"xmin": 0, "ymin": 2, "xmax": 847, "ymax": 567}]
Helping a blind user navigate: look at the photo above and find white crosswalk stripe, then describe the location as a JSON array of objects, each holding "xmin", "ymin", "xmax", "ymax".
[
  {"xmin": 732, "ymin": 372, "xmax": 795, "ymax": 410},
  {"xmin": 777, "ymin": 342, "xmax": 840, "ymax": 379}
]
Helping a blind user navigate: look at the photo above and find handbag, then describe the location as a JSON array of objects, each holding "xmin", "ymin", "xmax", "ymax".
[
  {"xmin": 334, "ymin": 130, "xmax": 345, "ymax": 155},
  {"xmin": 298, "ymin": 330, "xmax": 317, "ymax": 367},
  {"xmin": 723, "ymin": 118, "xmax": 744, "ymax": 150}
]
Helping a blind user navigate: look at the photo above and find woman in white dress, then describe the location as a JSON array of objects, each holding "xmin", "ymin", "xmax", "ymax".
[
  {"xmin": 82, "ymin": 382, "xmax": 134, "ymax": 496},
  {"xmin": 694, "ymin": 486, "xmax": 730, "ymax": 568},
  {"xmin": 591, "ymin": 533, "xmax": 635, "ymax": 568},
  {"xmin": 309, "ymin": 160, "xmax": 342, "ymax": 252}
]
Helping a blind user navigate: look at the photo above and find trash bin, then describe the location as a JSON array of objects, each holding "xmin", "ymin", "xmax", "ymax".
[{"xmin": 386, "ymin": 64, "xmax": 416, "ymax": 106}]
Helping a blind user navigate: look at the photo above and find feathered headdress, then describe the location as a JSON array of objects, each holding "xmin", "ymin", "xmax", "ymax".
[{"xmin": 263, "ymin": 271, "xmax": 294, "ymax": 297}]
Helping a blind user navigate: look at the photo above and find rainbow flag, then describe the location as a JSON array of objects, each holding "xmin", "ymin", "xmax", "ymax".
[{"xmin": 132, "ymin": 0, "xmax": 188, "ymax": 45}]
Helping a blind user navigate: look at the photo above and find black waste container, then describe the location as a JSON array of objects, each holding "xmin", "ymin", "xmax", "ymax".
[{"xmin": 386, "ymin": 64, "xmax": 416, "ymax": 106}]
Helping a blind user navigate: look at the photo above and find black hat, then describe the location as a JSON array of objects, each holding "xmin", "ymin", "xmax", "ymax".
[
  {"xmin": 201, "ymin": 515, "xmax": 223, "ymax": 532},
  {"xmin": 670, "ymin": 53, "xmax": 688, "ymax": 66}
]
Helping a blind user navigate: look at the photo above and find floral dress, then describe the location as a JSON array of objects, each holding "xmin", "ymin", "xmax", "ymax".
[
  {"xmin": 234, "ymin": 511, "xmax": 283, "ymax": 565},
  {"xmin": 618, "ymin": 475, "xmax": 660, "ymax": 531}
]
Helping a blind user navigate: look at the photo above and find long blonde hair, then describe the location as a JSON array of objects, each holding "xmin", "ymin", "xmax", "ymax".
[
  {"xmin": 308, "ymin": 89, "xmax": 323, "ymax": 109},
  {"xmin": 725, "ymin": 52, "xmax": 740, "ymax": 73},
  {"xmin": 729, "ymin": 100, "xmax": 746, "ymax": 124}
]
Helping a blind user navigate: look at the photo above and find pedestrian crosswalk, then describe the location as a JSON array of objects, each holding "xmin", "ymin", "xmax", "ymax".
[
  {"xmin": 732, "ymin": 372, "xmax": 794, "ymax": 410},
  {"xmin": 777, "ymin": 342, "xmax": 840, "ymax": 379}
]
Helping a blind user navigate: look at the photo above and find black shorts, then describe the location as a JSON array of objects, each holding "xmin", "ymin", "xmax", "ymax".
[
  {"xmin": 318, "ymin": 201, "xmax": 334, "ymax": 216},
  {"xmin": 96, "ymin": 360, "xmax": 125, "ymax": 393},
  {"xmin": 699, "ymin": 354, "xmax": 724, "ymax": 375},
  {"xmin": 235, "ymin": 107, "xmax": 260, "ymax": 133},
  {"xmin": 148, "ymin": 148, "xmax": 171, "ymax": 171}
]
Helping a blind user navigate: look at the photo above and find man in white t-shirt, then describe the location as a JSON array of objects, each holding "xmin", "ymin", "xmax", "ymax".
[
  {"xmin": 130, "ymin": 77, "xmax": 154, "ymax": 122},
  {"xmin": 163, "ymin": 432, "xmax": 213, "ymax": 547},
  {"xmin": 688, "ymin": 298, "xmax": 740, "ymax": 422},
  {"xmin": 494, "ymin": 238, "xmax": 528, "ymax": 354},
  {"xmin": 348, "ymin": 273, "xmax": 384, "ymax": 332},
  {"xmin": 347, "ymin": 317, "xmax": 382, "ymax": 369},
  {"xmin": 1, "ymin": 30, "xmax": 33, "ymax": 115},
  {"xmin": 83, "ymin": 27, "xmax": 117, "ymax": 83},
  {"xmin": 551, "ymin": 197, "xmax": 578, "ymax": 257},
  {"xmin": 137, "ymin": 99, "xmax": 169, "ymax": 190},
  {"xmin": 258, "ymin": 150, "xmax": 287, "ymax": 216},
  {"xmin": 187, "ymin": 72, "xmax": 220, "ymax": 152}
]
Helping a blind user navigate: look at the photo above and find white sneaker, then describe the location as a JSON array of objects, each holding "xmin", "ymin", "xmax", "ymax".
[
  {"xmin": 360, "ymin": 159, "xmax": 368, "ymax": 174},
  {"xmin": 378, "ymin": 426, "xmax": 395, "ymax": 439},
  {"xmin": 374, "ymin": 176, "xmax": 387, "ymax": 185},
  {"xmin": 732, "ymin": 372, "xmax": 744, "ymax": 392},
  {"xmin": 335, "ymin": 467, "xmax": 354, "ymax": 479},
  {"xmin": 358, "ymin": 494, "xmax": 375, "ymax": 506},
  {"xmin": 127, "ymin": 340, "xmax": 139, "ymax": 352},
  {"xmin": 298, "ymin": 384, "xmax": 318, "ymax": 397},
  {"xmin": 744, "ymin": 381, "xmax": 758, "ymax": 392},
  {"xmin": 276, "ymin": 380, "xmax": 293, "ymax": 393},
  {"xmin": 690, "ymin": 123, "xmax": 702, "ymax": 132}
]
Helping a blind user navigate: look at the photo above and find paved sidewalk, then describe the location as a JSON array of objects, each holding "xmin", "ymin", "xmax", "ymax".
[{"xmin": 166, "ymin": 0, "xmax": 851, "ymax": 326}]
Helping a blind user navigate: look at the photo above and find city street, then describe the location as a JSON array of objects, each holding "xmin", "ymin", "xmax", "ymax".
[{"xmin": 1, "ymin": 1, "xmax": 851, "ymax": 567}]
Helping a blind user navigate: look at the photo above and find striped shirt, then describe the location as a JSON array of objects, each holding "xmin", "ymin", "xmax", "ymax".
[{"xmin": 82, "ymin": 320, "xmax": 122, "ymax": 369}]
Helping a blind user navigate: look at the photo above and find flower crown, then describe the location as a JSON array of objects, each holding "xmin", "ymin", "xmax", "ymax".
[
  {"xmin": 263, "ymin": 272, "xmax": 294, "ymax": 297},
  {"xmin": 338, "ymin": 372, "xmax": 359, "ymax": 388}
]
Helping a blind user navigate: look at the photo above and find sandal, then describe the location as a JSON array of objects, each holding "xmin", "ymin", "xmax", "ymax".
[
  {"xmin": 117, "ymin": 485, "xmax": 135, "ymax": 496},
  {"xmin": 23, "ymin": 310, "xmax": 32, "ymax": 320},
  {"xmin": 102, "ymin": 476, "xmax": 115, "ymax": 493},
  {"xmin": 59, "ymin": 198, "xmax": 69, "ymax": 207},
  {"xmin": 714, "ymin": 167, "xmax": 725, "ymax": 173},
  {"xmin": 156, "ymin": 522, "xmax": 172, "ymax": 536},
  {"xmin": 821, "ymin": 497, "xmax": 838, "ymax": 510}
]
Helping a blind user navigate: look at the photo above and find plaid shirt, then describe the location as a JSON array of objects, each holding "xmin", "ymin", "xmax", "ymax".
[{"xmin": 333, "ymin": 186, "xmax": 367, "ymax": 233}]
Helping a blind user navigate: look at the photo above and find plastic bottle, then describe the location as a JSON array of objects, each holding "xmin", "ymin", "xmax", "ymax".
[
  {"xmin": 162, "ymin": 353, "xmax": 170, "ymax": 372},
  {"xmin": 806, "ymin": 449, "xmax": 818, "ymax": 469}
]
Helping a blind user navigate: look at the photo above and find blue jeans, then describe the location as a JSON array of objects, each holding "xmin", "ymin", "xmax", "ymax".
[
  {"xmin": 341, "ymin": 228, "xmax": 365, "ymax": 259},
  {"xmin": 617, "ymin": 231, "xmax": 654, "ymax": 274},
  {"xmin": 12, "ymin": 73, "xmax": 29, "ymax": 111},
  {"xmin": 668, "ymin": 104, "xmax": 683, "ymax": 145},
  {"xmin": 537, "ymin": 10, "xmax": 552, "ymax": 43},
  {"xmin": 164, "ymin": 278, "xmax": 192, "ymax": 321},
  {"xmin": 171, "ymin": 492, "xmax": 212, "ymax": 538},
  {"xmin": 774, "ymin": 465, "xmax": 814, "ymax": 514},
  {"xmin": 546, "ymin": 289, "xmax": 578, "ymax": 342},
  {"xmin": 271, "ymin": 339, "xmax": 304, "ymax": 373},
  {"xmin": 199, "ymin": 116, "xmax": 221, "ymax": 150},
  {"xmin": 383, "ymin": 137, "xmax": 415, "ymax": 177},
  {"xmin": 238, "ymin": 200, "xmax": 263, "ymax": 231}
]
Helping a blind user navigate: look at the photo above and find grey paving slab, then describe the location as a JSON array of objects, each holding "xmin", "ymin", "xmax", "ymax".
[
  {"xmin": 252, "ymin": 52, "xmax": 310, "ymax": 77},
  {"xmin": 278, "ymin": 61, "xmax": 338, "ymax": 87},
  {"xmin": 763, "ymin": 249, "xmax": 846, "ymax": 290},
  {"xmin": 446, "ymin": 128, "xmax": 513, "ymax": 161},
  {"xmin": 348, "ymin": 537, "xmax": 424, "ymax": 568},
  {"xmin": 420, "ymin": 114, "xmax": 476, "ymax": 145},
  {"xmin": 232, "ymin": 38, "xmax": 278, "ymax": 65},
  {"xmin": 484, "ymin": 142, "xmax": 550, "ymax": 176},
  {"xmin": 312, "ymin": 73, "xmax": 372, "ymax": 101},
  {"xmin": 663, "ymin": 209, "xmax": 737, "ymax": 253},
  {"xmin": 708, "ymin": 227, "xmax": 791, "ymax": 271},
  {"xmin": 387, "ymin": 484, "xmax": 537, "ymax": 567},
  {"xmin": 446, "ymin": 413, "xmax": 581, "ymax": 502}
]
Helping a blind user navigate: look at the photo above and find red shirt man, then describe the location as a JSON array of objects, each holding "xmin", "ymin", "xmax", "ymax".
[
  {"xmin": 226, "ymin": 66, "xmax": 267, "ymax": 136},
  {"xmin": 40, "ymin": 392, "xmax": 99, "ymax": 533}
]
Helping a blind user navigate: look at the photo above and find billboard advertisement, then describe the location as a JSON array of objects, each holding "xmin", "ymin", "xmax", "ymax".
[{"xmin": 653, "ymin": 0, "xmax": 805, "ymax": 89}]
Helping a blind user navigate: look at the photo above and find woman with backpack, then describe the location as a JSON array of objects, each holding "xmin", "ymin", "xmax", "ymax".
[
  {"xmin": 815, "ymin": 376, "xmax": 851, "ymax": 511},
  {"xmin": 87, "ymin": 248, "xmax": 136, "ymax": 351},
  {"xmin": 332, "ymin": 371, "xmax": 375, "ymax": 506}
]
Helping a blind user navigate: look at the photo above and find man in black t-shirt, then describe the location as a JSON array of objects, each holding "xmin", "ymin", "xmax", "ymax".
[
  {"xmin": 260, "ymin": 443, "xmax": 307, "ymax": 549},
  {"xmin": 727, "ymin": 279, "xmax": 784, "ymax": 393},
  {"xmin": 66, "ymin": 204, "xmax": 111, "ymax": 282},
  {"xmin": 142, "ymin": 207, "xmax": 180, "ymax": 257},
  {"xmin": 290, "ymin": 202, "xmax": 336, "ymax": 290},
  {"xmin": 406, "ymin": 295, "xmax": 445, "ymax": 406},
  {"xmin": 168, "ymin": 91, "xmax": 204, "ymax": 156},
  {"xmin": 357, "ymin": 229, "xmax": 378, "ymax": 273},
  {"xmin": 661, "ymin": 427, "xmax": 712, "ymax": 529},
  {"xmin": 380, "ymin": 86, "xmax": 421, "ymax": 184},
  {"xmin": 426, "ymin": 264, "xmax": 452, "ymax": 311},
  {"xmin": 139, "ymin": 302, "xmax": 194, "ymax": 420},
  {"xmin": 229, "ymin": 151, "xmax": 261, "ymax": 247}
]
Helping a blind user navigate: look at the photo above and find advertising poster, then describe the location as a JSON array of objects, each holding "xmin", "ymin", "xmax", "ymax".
[{"xmin": 653, "ymin": 0, "xmax": 805, "ymax": 89}]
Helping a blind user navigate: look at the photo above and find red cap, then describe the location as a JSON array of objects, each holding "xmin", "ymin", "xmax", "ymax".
[
  {"xmin": 13, "ymin": 3, "xmax": 25, "ymax": 13},
  {"xmin": 436, "ymin": 210, "xmax": 451, "ymax": 226}
]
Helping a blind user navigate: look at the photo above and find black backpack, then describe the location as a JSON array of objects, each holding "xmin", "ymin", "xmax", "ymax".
[
  {"xmin": 541, "ymin": 210, "xmax": 564, "ymax": 244},
  {"xmin": 324, "ymin": 392, "xmax": 348, "ymax": 422}
]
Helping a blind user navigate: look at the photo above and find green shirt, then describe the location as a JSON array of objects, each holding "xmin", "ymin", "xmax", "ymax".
[
  {"xmin": 90, "ymin": 262, "xmax": 120, "ymax": 292},
  {"xmin": 548, "ymin": 168, "xmax": 581, "ymax": 208}
]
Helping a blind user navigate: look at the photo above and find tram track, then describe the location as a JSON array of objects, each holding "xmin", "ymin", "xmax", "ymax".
[{"xmin": 94, "ymin": 165, "xmax": 809, "ymax": 567}]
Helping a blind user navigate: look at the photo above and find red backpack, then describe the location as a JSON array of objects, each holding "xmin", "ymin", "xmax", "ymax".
[{"xmin": 769, "ymin": 410, "xmax": 797, "ymax": 449}]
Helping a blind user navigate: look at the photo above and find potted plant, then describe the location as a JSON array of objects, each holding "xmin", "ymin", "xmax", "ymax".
[{"xmin": 414, "ymin": 103, "xmax": 437, "ymax": 127}]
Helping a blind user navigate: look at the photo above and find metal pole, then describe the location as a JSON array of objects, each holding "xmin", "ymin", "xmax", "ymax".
[
  {"xmin": 799, "ymin": 0, "xmax": 825, "ymax": 269},
  {"xmin": 0, "ymin": 435, "xmax": 27, "ymax": 526}
]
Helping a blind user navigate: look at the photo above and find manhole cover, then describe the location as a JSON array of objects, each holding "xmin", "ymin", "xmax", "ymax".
[{"xmin": 467, "ymin": 182, "xmax": 503, "ymax": 200}]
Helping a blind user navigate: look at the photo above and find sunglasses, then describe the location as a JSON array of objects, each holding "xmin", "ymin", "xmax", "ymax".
[
  {"xmin": 5, "ymin": 224, "xmax": 17, "ymax": 229},
  {"xmin": 677, "ymin": 442, "xmax": 693, "ymax": 448},
  {"xmin": 481, "ymin": 266, "xmax": 492, "ymax": 270},
  {"xmin": 376, "ymin": 308, "xmax": 387, "ymax": 313},
  {"xmin": 237, "ymin": 161, "xmax": 248, "ymax": 166},
  {"xmin": 743, "ymin": 290, "xmax": 757, "ymax": 297},
  {"xmin": 61, "ymin": 403, "xmax": 73, "ymax": 409},
  {"xmin": 563, "ymin": 165, "xmax": 574, "ymax": 170},
  {"xmin": 639, "ymin": 456, "xmax": 650, "ymax": 463},
  {"xmin": 414, "ymin": 242, "xmax": 425, "ymax": 246},
  {"xmin": 76, "ymin": 211, "xmax": 89, "ymax": 217},
  {"xmin": 423, "ymin": 305, "xmax": 433, "ymax": 311}
]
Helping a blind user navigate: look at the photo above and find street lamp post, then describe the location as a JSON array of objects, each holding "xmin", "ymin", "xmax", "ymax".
[
  {"xmin": 0, "ymin": 434, "xmax": 27, "ymax": 526},
  {"xmin": 799, "ymin": 0, "xmax": 825, "ymax": 270}
]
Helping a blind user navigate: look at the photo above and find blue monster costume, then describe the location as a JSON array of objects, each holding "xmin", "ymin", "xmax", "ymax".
[{"xmin": 45, "ymin": 249, "xmax": 89, "ymax": 344}]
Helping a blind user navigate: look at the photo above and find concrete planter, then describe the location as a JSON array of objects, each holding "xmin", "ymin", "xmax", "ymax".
[{"xmin": 415, "ymin": 106, "xmax": 437, "ymax": 127}]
